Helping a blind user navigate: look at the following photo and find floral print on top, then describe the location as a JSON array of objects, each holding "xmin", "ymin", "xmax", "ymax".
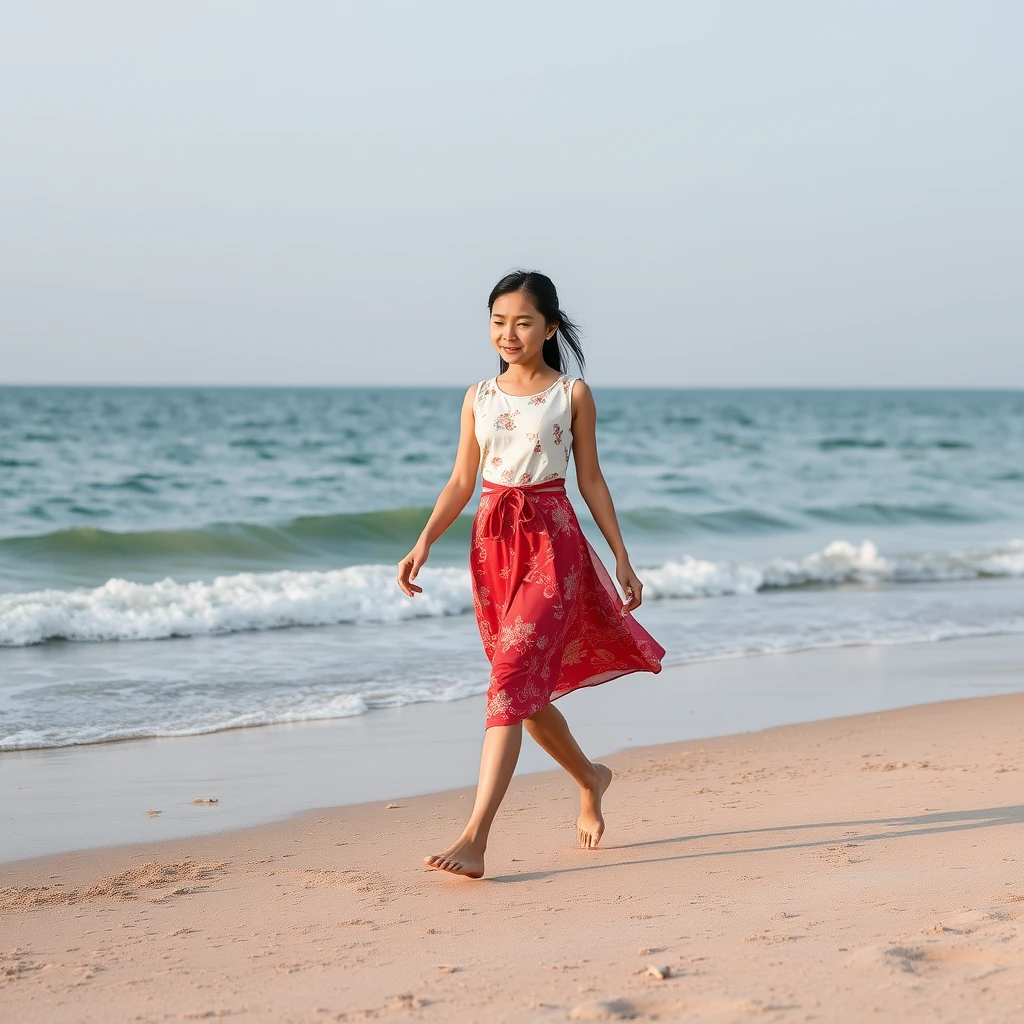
[{"xmin": 474, "ymin": 375, "xmax": 576, "ymax": 486}]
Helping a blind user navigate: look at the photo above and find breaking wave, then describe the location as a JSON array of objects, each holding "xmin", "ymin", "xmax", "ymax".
[{"xmin": 3, "ymin": 538, "xmax": 1022, "ymax": 646}]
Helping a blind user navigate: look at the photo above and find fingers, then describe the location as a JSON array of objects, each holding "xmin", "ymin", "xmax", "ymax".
[
  {"xmin": 396, "ymin": 558, "xmax": 424, "ymax": 598},
  {"xmin": 621, "ymin": 580, "xmax": 643, "ymax": 613},
  {"xmin": 397, "ymin": 548, "xmax": 429, "ymax": 597}
]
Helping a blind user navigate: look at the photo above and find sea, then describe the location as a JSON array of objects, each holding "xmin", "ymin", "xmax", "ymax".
[{"xmin": 2, "ymin": 385, "xmax": 1023, "ymax": 753}]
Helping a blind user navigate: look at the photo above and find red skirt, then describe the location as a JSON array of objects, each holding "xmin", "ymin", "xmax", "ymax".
[{"xmin": 471, "ymin": 479, "xmax": 665, "ymax": 728}]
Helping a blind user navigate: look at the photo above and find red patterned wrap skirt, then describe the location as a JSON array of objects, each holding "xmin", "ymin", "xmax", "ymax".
[{"xmin": 471, "ymin": 478, "xmax": 665, "ymax": 728}]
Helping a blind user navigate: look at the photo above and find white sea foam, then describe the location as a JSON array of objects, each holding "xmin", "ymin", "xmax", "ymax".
[
  {"xmin": 0, "ymin": 675, "xmax": 495, "ymax": 751},
  {"xmin": 644, "ymin": 539, "xmax": 1024, "ymax": 597},
  {"xmin": 0, "ymin": 565, "xmax": 473, "ymax": 646},
  {"xmin": 2, "ymin": 539, "xmax": 1023, "ymax": 646}
]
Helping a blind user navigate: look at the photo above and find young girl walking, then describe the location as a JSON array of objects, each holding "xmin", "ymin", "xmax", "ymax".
[{"xmin": 397, "ymin": 270, "xmax": 665, "ymax": 878}]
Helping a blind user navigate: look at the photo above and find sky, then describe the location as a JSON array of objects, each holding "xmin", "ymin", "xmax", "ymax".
[{"xmin": 1, "ymin": 2, "xmax": 1021, "ymax": 388}]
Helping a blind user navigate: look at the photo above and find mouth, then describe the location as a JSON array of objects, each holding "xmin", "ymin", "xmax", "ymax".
[{"xmin": 500, "ymin": 346, "xmax": 522, "ymax": 356}]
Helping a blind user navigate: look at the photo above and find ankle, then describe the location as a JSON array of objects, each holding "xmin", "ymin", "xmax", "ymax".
[
  {"xmin": 579, "ymin": 763, "xmax": 601, "ymax": 791},
  {"xmin": 460, "ymin": 828, "xmax": 488, "ymax": 852}
]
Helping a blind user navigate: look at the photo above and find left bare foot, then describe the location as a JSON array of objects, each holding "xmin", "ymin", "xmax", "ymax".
[
  {"xmin": 423, "ymin": 836, "xmax": 485, "ymax": 878},
  {"xmin": 578, "ymin": 763, "xmax": 613, "ymax": 849}
]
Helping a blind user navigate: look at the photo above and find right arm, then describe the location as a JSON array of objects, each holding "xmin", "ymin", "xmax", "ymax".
[{"xmin": 397, "ymin": 384, "xmax": 481, "ymax": 597}]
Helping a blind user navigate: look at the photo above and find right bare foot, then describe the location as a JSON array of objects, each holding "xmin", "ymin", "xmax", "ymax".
[
  {"xmin": 578, "ymin": 762, "xmax": 613, "ymax": 849},
  {"xmin": 423, "ymin": 836, "xmax": 485, "ymax": 879}
]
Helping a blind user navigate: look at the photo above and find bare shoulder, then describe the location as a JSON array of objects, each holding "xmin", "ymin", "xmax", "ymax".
[
  {"xmin": 570, "ymin": 378, "xmax": 595, "ymax": 411},
  {"xmin": 457, "ymin": 383, "xmax": 476, "ymax": 413},
  {"xmin": 460, "ymin": 382, "xmax": 482, "ymax": 420}
]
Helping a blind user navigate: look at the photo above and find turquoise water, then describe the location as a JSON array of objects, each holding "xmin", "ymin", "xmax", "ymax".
[{"xmin": 1, "ymin": 386, "xmax": 1023, "ymax": 749}]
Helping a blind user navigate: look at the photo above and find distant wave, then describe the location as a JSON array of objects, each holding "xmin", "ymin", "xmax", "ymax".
[
  {"xmin": 3, "ymin": 538, "xmax": 1022, "ymax": 647},
  {"xmin": 802, "ymin": 501, "xmax": 985, "ymax": 525},
  {"xmin": 0, "ymin": 499, "xmax": 995, "ymax": 576},
  {"xmin": 619, "ymin": 507, "xmax": 794, "ymax": 534},
  {"xmin": 818, "ymin": 437, "xmax": 973, "ymax": 451},
  {"xmin": 0, "ymin": 507, "xmax": 467, "ymax": 567}
]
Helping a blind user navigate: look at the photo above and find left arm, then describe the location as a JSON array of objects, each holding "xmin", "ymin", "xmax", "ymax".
[{"xmin": 569, "ymin": 380, "xmax": 644, "ymax": 613}]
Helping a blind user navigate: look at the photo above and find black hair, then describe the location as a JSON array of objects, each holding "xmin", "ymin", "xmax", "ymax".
[{"xmin": 487, "ymin": 269, "xmax": 585, "ymax": 377}]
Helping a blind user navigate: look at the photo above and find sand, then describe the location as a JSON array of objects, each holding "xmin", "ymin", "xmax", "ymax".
[{"xmin": 3, "ymin": 688, "xmax": 1023, "ymax": 1022}]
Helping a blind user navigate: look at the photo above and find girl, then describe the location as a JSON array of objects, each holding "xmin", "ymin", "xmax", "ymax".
[{"xmin": 397, "ymin": 270, "xmax": 664, "ymax": 878}]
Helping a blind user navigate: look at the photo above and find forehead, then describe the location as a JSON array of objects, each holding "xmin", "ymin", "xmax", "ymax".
[{"xmin": 491, "ymin": 291, "xmax": 543, "ymax": 318}]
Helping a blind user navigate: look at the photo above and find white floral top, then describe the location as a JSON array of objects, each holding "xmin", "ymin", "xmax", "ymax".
[{"xmin": 474, "ymin": 374, "xmax": 577, "ymax": 486}]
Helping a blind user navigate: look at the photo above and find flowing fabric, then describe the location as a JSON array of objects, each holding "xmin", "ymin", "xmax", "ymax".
[{"xmin": 471, "ymin": 479, "xmax": 665, "ymax": 728}]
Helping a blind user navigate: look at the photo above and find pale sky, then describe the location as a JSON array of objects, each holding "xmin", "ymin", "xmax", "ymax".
[{"xmin": 1, "ymin": 2, "xmax": 1021, "ymax": 387}]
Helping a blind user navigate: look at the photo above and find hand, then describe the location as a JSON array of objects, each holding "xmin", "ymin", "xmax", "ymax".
[
  {"xmin": 397, "ymin": 543, "xmax": 429, "ymax": 597},
  {"xmin": 616, "ymin": 560, "xmax": 643, "ymax": 613}
]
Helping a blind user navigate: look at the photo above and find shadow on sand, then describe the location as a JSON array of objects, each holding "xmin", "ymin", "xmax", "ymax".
[{"xmin": 486, "ymin": 804, "xmax": 1024, "ymax": 883}]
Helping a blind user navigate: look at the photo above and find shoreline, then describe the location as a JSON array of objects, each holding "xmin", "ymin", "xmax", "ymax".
[
  {"xmin": 2, "ymin": 631, "xmax": 1022, "ymax": 867},
  {"xmin": 3, "ymin": 688, "xmax": 1022, "ymax": 1021}
]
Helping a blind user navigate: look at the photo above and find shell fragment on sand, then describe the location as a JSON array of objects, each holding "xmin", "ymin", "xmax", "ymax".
[{"xmin": 644, "ymin": 963, "xmax": 672, "ymax": 979}]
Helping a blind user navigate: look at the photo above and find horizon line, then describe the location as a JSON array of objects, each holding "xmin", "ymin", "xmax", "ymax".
[{"xmin": 2, "ymin": 382, "xmax": 1023, "ymax": 392}]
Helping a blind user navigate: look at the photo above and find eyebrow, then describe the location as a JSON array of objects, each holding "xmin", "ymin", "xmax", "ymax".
[{"xmin": 492, "ymin": 313, "xmax": 535, "ymax": 319}]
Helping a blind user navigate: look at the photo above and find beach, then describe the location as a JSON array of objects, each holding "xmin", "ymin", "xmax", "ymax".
[
  {"xmin": 4, "ymin": 2, "xmax": 1023, "ymax": 1018},
  {"xmin": 3, "ymin": 633, "xmax": 1022, "ymax": 1022},
  {"xmin": 2, "ymin": 387, "xmax": 1023, "ymax": 1021}
]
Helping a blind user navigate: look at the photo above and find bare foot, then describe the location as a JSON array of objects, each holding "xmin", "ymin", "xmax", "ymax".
[
  {"xmin": 578, "ymin": 762, "xmax": 613, "ymax": 849},
  {"xmin": 423, "ymin": 836, "xmax": 485, "ymax": 879}
]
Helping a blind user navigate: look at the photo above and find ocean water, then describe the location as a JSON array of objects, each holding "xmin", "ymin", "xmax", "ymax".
[{"xmin": 1, "ymin": 385, "xmax": 1023, "ymax": 751}]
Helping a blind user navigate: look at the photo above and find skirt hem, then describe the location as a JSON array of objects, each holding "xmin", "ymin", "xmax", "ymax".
[{"xmin": 483, "ymin": 662, "xmax": 663, "ymax": 729}]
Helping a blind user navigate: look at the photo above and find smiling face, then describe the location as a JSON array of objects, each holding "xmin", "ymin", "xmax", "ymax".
[{"xmin": 490, "ymin": 290, "xmax": 558, "ymax": 366}]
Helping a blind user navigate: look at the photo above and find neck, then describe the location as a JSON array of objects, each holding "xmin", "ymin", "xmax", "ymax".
[{"xmin": 501, "ymin": 357, "xmax": 555, "ymax": 382}]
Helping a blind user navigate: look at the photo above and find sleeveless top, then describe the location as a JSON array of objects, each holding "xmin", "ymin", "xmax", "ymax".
[{"xmin": 474, "ymin": 374, "xmax": 577, "ymax": 486}]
